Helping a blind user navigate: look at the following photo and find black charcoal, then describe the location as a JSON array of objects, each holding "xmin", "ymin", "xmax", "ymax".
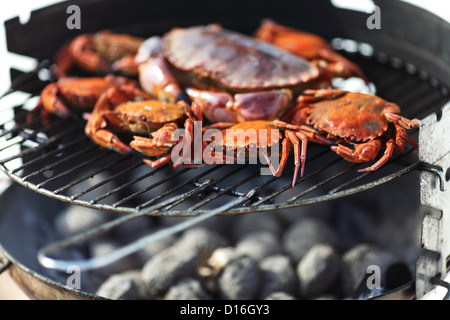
[
  {"xmin": 141, "ymin": 227, "xmax": 228, "ymax": 297},
  {"xmin": 297, "ymin": 244, "xmax": 342, "ymax": 298},
  {"xmin": 259, "ymin": 254, "xmax": 297, "ymax": 299},
  {"xmin": 217, "ymin": 255, "xmax": 261, "ymax": 300},
  {"xmin": 164, "ymin": 277, "xmax": 212, "ymax": 300},
  {"xmin": 282, "ymin": 217, "xmax": 341, "ymax": 264},
  {"xmin": 96, "ymin": 270, "xmax": 147, "ymax": 300},
  {"xmin": 235, "ymin": 231, "xmax": 283, "ymax": 261}
]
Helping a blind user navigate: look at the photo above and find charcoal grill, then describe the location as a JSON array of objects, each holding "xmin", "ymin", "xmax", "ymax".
[{"xmin": 0, "ymin": 0, "xmax": 450, "ymax": 299}]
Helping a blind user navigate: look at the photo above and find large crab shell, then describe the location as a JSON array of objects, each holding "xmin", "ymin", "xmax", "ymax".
[
  {"xmin": 308, "ymin": 92, "xmax": 401, "ymax": 142},
  {"xmin": 161, "ymin": 24, "xmax": 319, "ymax": 93}
]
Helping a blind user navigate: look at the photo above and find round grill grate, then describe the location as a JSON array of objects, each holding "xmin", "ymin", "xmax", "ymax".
[{"xmin": 0, "ymin": 42, "xmax": 448, "ymax": 217}]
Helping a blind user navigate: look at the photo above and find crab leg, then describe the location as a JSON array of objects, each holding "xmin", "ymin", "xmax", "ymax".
[
  {"xmin": 272, "ymin": 120, "xmax": 333, "ymax": 145},
  {"xmin": 263, "ymin": 138, "xmax": 290, "ymax": 179},
  {"xmin": 85, "ymin": 87, "xmax": 134, "ymax": 154},
  {"xmin": 394, "ymin": 124, "xmax": 418, "ymax": 150},
  {"xmin": 331, "ymin": 138, "xmax": 385, "ymax": 170},
  {"xmin": 286, "ymin": 130, "xmax": 309, "ymax": 188},
  {"xmin": 315, "ymin": 48, "xmax": 368, "ymax": 83},
  {"xmin": 39, "ymin": 83, "xmax": 75, "ymax": 119},
  {"xmin": 384, "ymin": 112, "xmax": 420, "ymax": 130},
  {"xmin": 358, "ymin": 139, "xmax": 395, "ymax": 172},
  {"xmin": 85, "ymin": 113, "xmax": 132, "ymax": 154},
  {"xmin": 130, "ymin": 123, "xmax": 179, "ymax": 157}
]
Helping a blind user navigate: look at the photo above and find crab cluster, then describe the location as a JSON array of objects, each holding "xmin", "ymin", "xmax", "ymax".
[{"xmin": 30, "ymin": 20, "xmax": 419, "ymax": 188}]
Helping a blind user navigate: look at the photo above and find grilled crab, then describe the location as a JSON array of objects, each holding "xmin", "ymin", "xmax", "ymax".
[
  {"xmin": 54, "ymin": 30, "xmax": 145, "ymax": 78},
  {"xmin": 198, "ymin": 120, "xmax": 331, "ymax": 188},
  {"xmin": 285, "ymin": 89, "xmax": 420, "ymax": 172},
  {"xmin": 28, "ymin": 75, "xmax": 143, "ymax": 125},
  {"xmin": 254, "ymin": 20, "xmax": 367, "ymax": 84},
  {"xmin": 84, "ymin": 85, "xmax": 193, "ymax": 156},
  {"xmin": 137, "ymin": 24, "xmax": 322, "ymax": 124}
]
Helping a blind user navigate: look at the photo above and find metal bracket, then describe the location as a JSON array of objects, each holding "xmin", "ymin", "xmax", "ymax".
[{"xmin": 416, "ymin": 102, "xmax": 450, "ymax": 299}]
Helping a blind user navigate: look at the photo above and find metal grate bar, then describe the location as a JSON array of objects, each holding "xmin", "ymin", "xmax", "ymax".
[
  {"xmin": 111, "ymin": 165, "xmax": 178, "ymax": 207},
  {"xmin": 53, "ymin": 153, "xmax": 134, "ymax": 195},
  {"xmin": 0, "ymin": 121, "xmax": 85, "ymax": 165},
  {"xmin": 328, "ymin": 170, "xmax": 372, "ymax": 194},
  {"xmin": 21, "ymin": 144, "xmax": 99, "ymax": 181},
  {"xmin": 11, "ymin": 135, "xmax": 88, "ymax": 174},
  {"xmin": 70, "ymin": 160, "xmax": 145, "ymax": 200},
  {"xmin": 185, "ymin": 165, "xmax": 254, "ymax": 212},
  {"xmin": 0, "ymin": 110, "xmax": 40, "ymax": 138},
  {"xmin": 36, "ymin": 149, "xmax": 111, "ymax": 188},
  {"xmin": 90, "ymin": 163, "xmax": 178, "ymax": 205},
  {"xmin": 251, "ymin": 157, "xmax": 343, "ymax": 207},
  {"xmin": 134, "ymin": 165, "xmax": 226, "ymax": 210},
  {"xmin": 287, "ymin": 163, "xmax": 361, "ymax": 204}
]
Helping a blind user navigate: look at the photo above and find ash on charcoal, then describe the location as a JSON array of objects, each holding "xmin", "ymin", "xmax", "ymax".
[
  {"xmin": 340, "ymin": 243, "xmax": 413, "ymax": 298},
  {"xmin": 141, "ymin": 227, "xmax": 228, "ymax": 298},
  {"xmin": 258, "ymin": 254, "xmax": 298, "ymax": 299},
  {"xmin": 206, "ymin": 247, "xmax": 238, "ymax": 274},
  {"xmin": 217, "ymin": 255, "xmax": 261, "ymax": 300},
  {"xmin": 96, "ymin": 270, "xmax": 147, "ymax": 300},
  {"xmin": 297, "ymin": 244, "xmax": 342, "ymax": 298},
  {"xmin": 164, "ymin": 277, "xmax": 212, "ymax": 300},
  {"xmin": 282, "ymin": 217, "xmax": 341, "ymax": 264},
  {"xmin": 235, "ymin": 231, "xmax": 283, "ymax": 261}
]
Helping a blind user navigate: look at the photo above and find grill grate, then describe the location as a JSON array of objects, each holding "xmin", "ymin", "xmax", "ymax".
[{"xmin": 0, "ymin": 45, "xmax": 449, "ymax": 218}]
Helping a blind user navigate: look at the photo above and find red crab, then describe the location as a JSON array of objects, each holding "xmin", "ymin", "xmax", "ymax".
[
  {"xmin": 284, "ymin": 89, "xmax": 420, "ymax": 172},
  {"xmin": 28, "ymin": 75, "xmax": 144, "ymax": 125},
  {"xmin": 137, "ymin": 24, "xmax": 323, "ymax": 124},
  {"xmin": 54, "ymin": 30, "xmax": 144, "ymax": 78},
  {"xmin": 197, "ymin": 119, "xmax": 332, "ymax": 188},
  {"xmin": 84, "ymin": 85, "xmax": 193, "ymax": 156},
  {"xmin": 254, "ymin": 20, "xmax": 367, "ymax": 84}
]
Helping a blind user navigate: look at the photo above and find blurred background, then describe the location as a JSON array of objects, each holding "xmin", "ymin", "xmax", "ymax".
[{"xmin": 0, "ymin": 0, "xmax": 448, "ymax": 300}]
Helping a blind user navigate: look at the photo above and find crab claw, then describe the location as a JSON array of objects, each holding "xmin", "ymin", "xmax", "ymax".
[{"xmin": 84, "ymin": 111, "xmax": 132, "ymax": 154}]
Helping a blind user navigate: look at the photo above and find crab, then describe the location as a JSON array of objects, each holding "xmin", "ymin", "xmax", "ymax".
[
  {"xmin": 197, "ymin": 119, "xmax": 332, "ymax": 188},
  {"xmin": 28, "ymin": 75, "xmax": 144, "ymax": 125},
  {"xmin": 84, "ymin": 85, "xmax": 192, "ymax": 155},
  {"xmin": 284, "ymin": 89, "xmax": 420, "ymax": 172},
  {"xmin": 130, "ymin": 102, "xmax": 205, "ymax": 169},
  {"xmin": 135, "ymin": 104, "xmax": 329, "ymax": 188},
  {"xmin": 54, "ymin": 30, "xmax": 145, "ymax": 78},
  {"xmin": 254, "ymin": 20, "xmax": 367, "ymax": 84},
  {"xmin": 137, "ymin": 24, "xmax": 322, "ymax": 124}
]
